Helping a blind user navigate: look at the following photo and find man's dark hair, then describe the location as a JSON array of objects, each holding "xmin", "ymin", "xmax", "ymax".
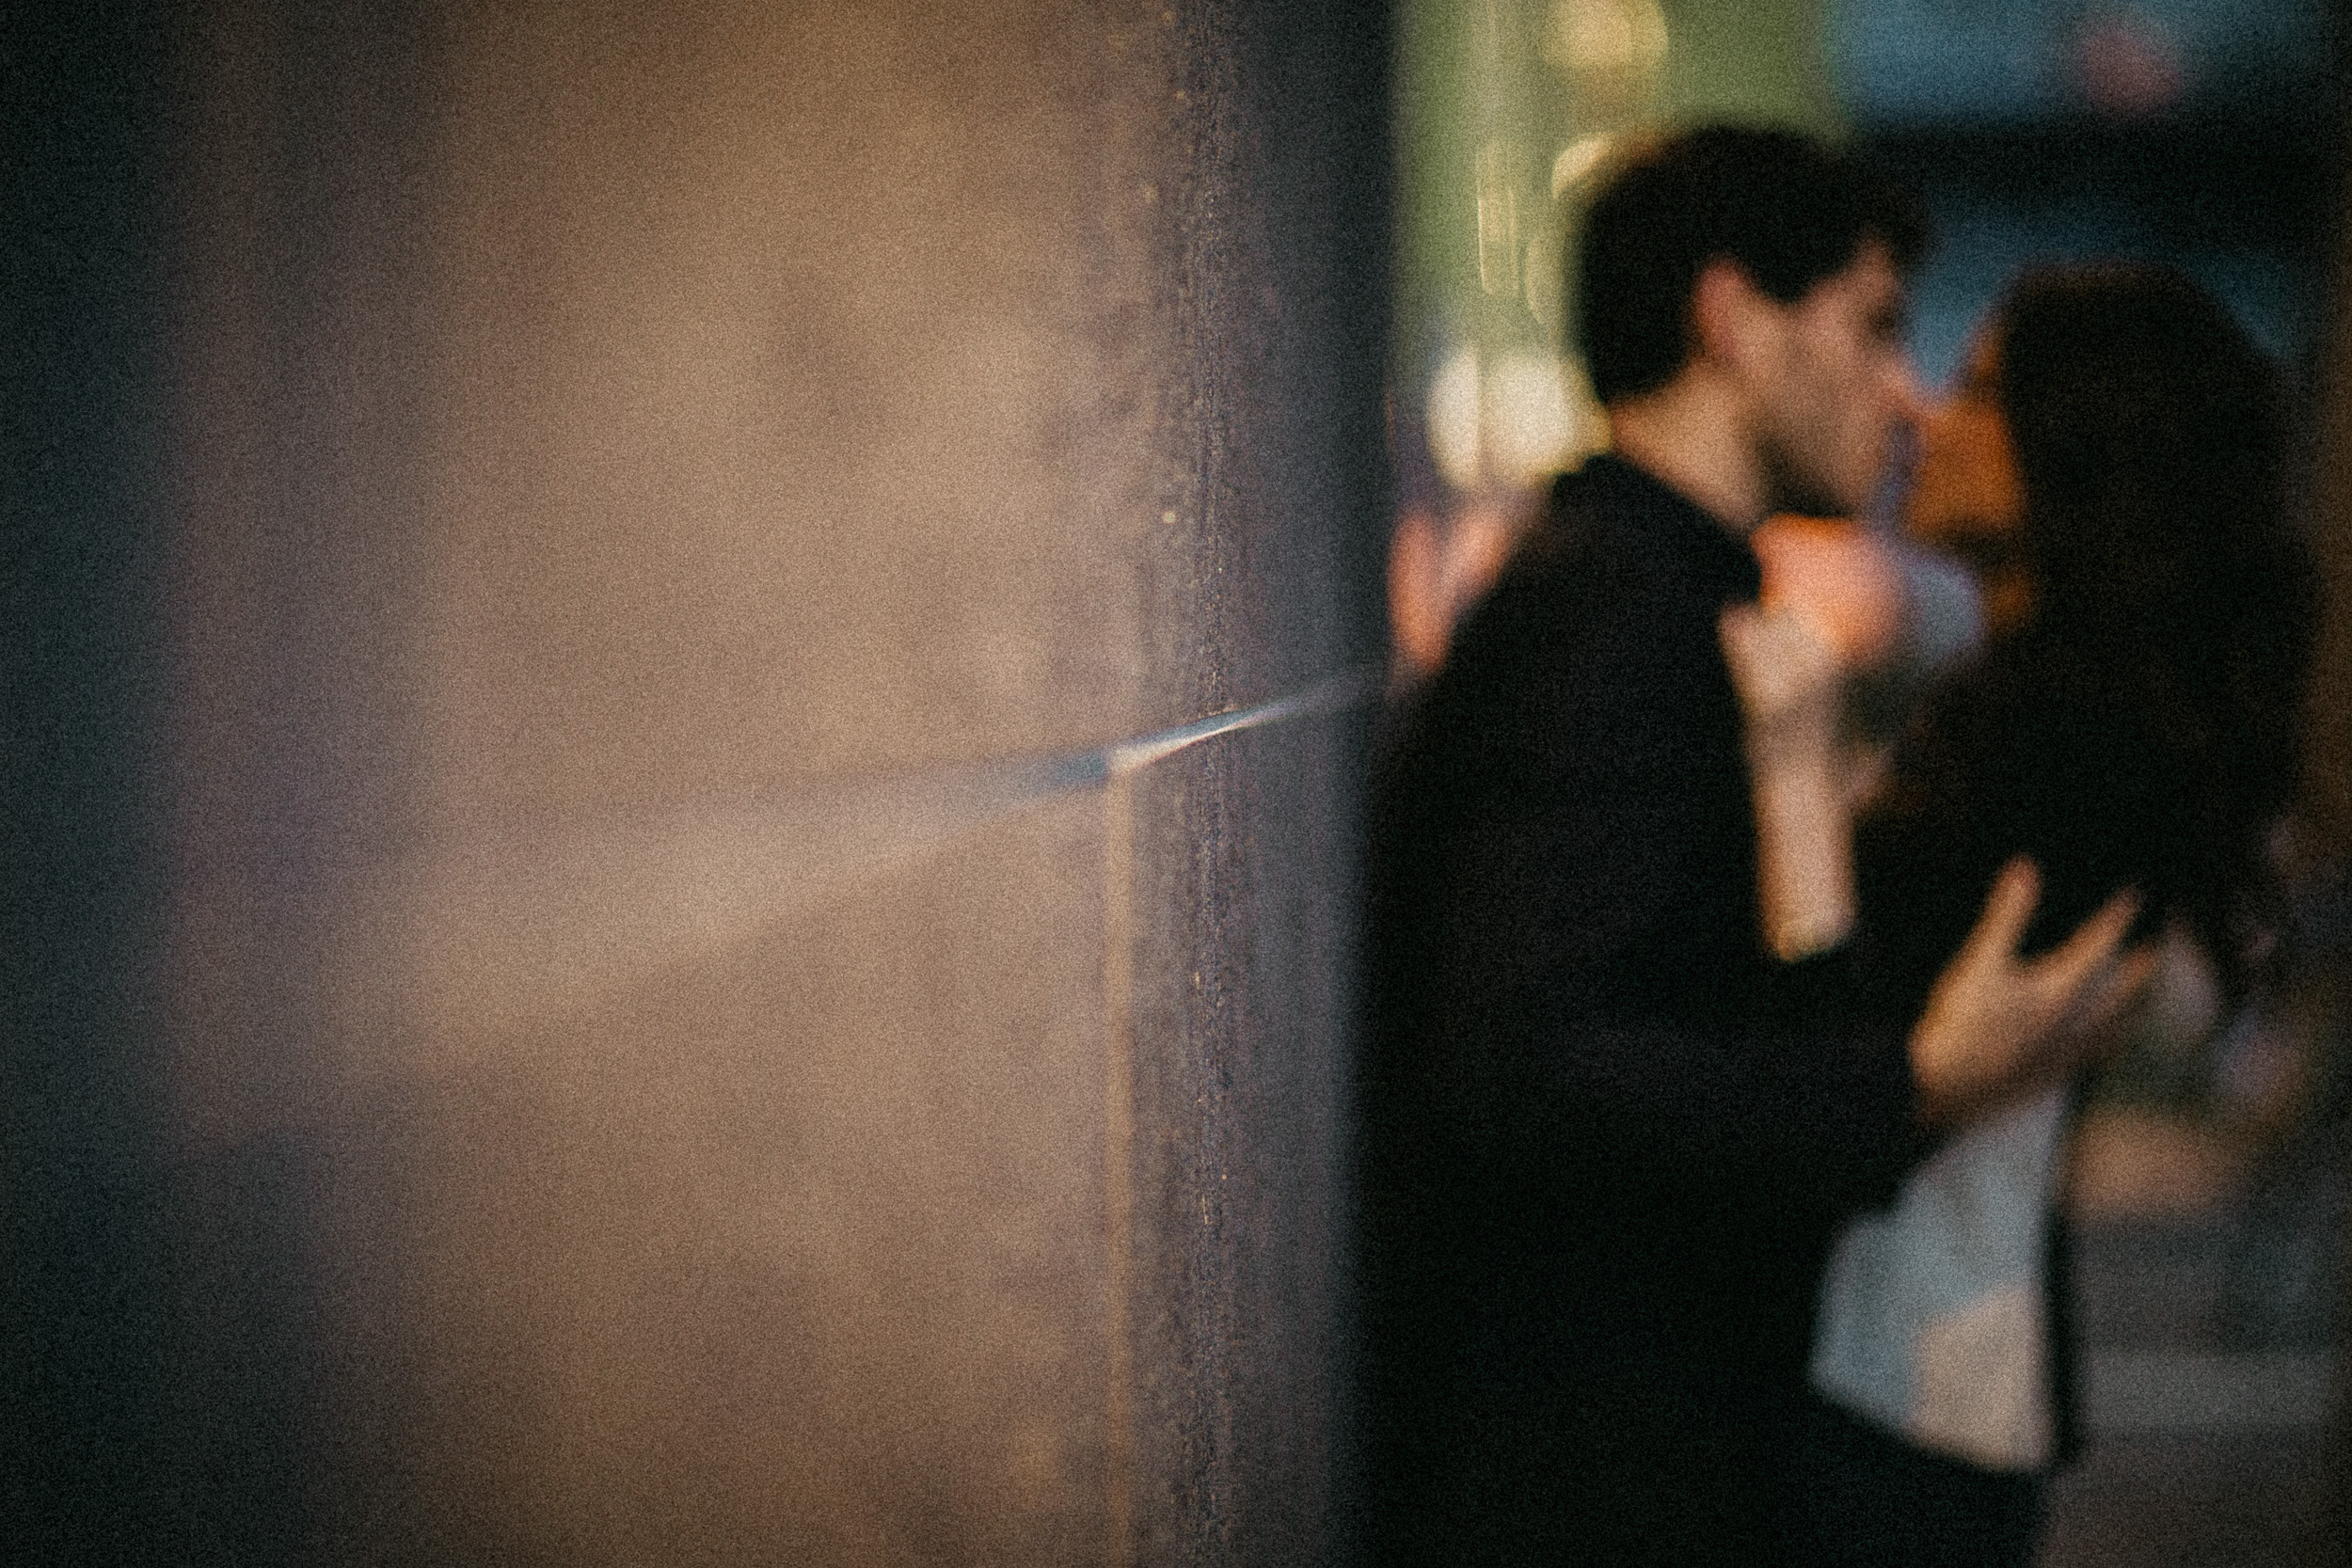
[{"xmin": 1575, "ymin": 125, "xmax": 1929, "ymax": 404}]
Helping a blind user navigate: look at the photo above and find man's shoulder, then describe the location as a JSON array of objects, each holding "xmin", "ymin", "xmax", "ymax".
[
  {"xmin": 1377, "ymin": 470, "xmax": 1735, "ymax": 804},
  {"xmin": 1517, "ymin": 461, "xmax": 1644, "ymax": 576},
  {"xmin": 1446, "ymin": 463, "xmax": 1719, "ymax": 682}
]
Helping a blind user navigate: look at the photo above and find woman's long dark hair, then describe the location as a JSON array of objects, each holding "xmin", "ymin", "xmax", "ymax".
[{"xmin": 1992, "ymin": 263, "xmax": 2317, "ymax": 986}]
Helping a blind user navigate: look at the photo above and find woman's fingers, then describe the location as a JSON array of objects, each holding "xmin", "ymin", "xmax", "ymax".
[{"xmin": 1719, "ymin": 602, "xmax": 1839, "ymax": 726}]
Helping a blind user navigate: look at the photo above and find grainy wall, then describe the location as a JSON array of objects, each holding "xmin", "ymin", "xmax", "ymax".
[{"xmin": 8, "ymin": 3, "xmax": 1388, "ymax": 1561}]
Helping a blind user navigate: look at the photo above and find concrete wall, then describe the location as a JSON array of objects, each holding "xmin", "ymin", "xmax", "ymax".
[
  {"xmin": 2308, "ymin": 103, "xmax": 2352, "ymax": 872},
  {"xmin": 8, "ymin": 2, "xmax": 1387, "ymax": 1561},
  {"xmin": 2312, "ymin": 81, "xmax": 2352, "ymax": 1557}
]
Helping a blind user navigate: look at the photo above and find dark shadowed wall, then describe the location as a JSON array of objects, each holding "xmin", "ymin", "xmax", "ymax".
[
  {"xmin": 2313, "ymin": 72, "xmax": 2352, "ymax": 1557},
  {"xmin": 6, "ymin": 2, "xmax": 1388, "ymax": 1561}
]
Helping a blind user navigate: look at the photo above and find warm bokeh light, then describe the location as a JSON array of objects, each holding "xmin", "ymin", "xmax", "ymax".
[
  {"xmin": 1543, "ymin": 0, "xmax": 1670, "ymax": 90},
  {"xmin": 1550, "ymin": 130, "xmax": 1617, "ymax": 199}
]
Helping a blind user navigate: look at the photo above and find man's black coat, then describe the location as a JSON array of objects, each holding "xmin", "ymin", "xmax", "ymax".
[{"xmin": 1356, "ymin": 455, "xmax": 1926, "ymax": 1565}]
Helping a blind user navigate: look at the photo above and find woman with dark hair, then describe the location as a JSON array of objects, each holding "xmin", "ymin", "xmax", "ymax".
[
  {"xmin": 1868, "ymin": 263, "xmax": 2312, "ymax": 1010},
  {"xmin": 1788, "ymin": 263, "xmax": 2319, "ymax": 1565}
]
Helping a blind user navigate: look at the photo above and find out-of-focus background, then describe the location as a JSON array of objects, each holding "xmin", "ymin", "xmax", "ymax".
[
  {"xmin": 1391, "ymin": 6, "xmax": 2350, "ymax": 1563},
  {"xmin": 4, "ymin": 2, "xmax": 2345, "ymax": 1563}
]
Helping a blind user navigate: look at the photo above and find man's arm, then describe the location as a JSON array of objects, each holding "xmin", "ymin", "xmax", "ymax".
[
  {"xmin": 1402, "ymin": 696, "xmax": 1921, "ymax": 1211},
  {"xmin": 1720, "ymin": 597, "xmax": 2157, "ymax": 1130},
  {"xmin": 1400, "ymin": 593, "xmax": 2149, "ymax": 1217},
  {"xmin": 1908, "ymin": 857, "xmax": 2154, "ymax": 1125}
]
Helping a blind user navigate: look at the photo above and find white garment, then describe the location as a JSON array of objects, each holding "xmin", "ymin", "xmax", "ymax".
[{"xmin": 1809, "ymin": 1086, "xmax": 2070, "ymax": 1472}]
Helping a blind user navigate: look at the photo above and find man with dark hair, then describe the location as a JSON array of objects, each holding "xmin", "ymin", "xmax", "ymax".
[
  {"xmin": 1356, "ymin": 125, "xmax": 2138, "ymax": 1564},
  {"xmin": 1579, "ymin": 126, "xmax": 1931, "ymax": 407}
]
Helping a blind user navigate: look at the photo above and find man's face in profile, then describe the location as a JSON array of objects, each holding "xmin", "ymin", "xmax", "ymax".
[{"xmin": 1753, "ymin": 240, "xmax": 1921, "ymax": 519}]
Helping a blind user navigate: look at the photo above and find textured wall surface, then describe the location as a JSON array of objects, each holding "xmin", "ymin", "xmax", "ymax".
[
  {"xmin": 2312, "ymin": 88, "xmax": 2352, "ymax": 1551},
  {"xmin": 9, "ymin": 1, "xmax": 1386, "ymax": 1562},
  {"xmin": 2307, "ymin": 103, "xmax": 2352, "ymax": 870}
]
